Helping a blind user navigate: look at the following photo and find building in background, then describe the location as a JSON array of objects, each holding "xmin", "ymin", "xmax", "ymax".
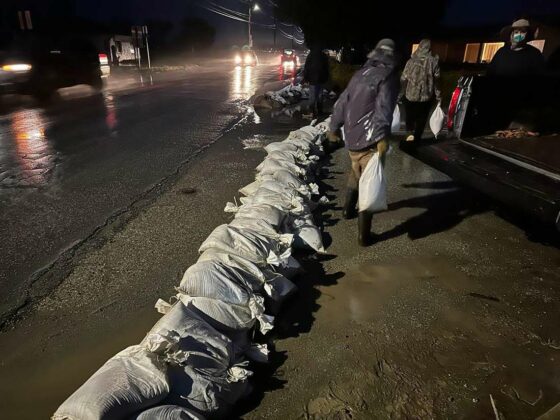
[{"xmin": 410, "ymin": 18, "xmax": 560, "ymax": 66}]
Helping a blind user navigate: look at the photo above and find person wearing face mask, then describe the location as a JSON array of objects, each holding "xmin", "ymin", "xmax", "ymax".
[{"xmin": 488, "ymin": 19, "xmax": 545, "ymax": 76}]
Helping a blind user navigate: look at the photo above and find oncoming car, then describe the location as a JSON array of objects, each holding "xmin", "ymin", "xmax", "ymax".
[{"xmin": 234, "ymin": 49, "xmax": 258, "ymax": 67}]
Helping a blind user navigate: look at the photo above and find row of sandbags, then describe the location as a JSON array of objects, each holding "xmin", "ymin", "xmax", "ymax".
[{"xmin": 52, "ymin": 120, "xmax": 330, "ymax": 420}]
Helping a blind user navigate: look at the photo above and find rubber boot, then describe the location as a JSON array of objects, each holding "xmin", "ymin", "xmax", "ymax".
[
  {"xmin": 342, "ymin": 189, "xmax": 359, "ymax": 220},
  {"xmin": 358, "ymin": 211, "xmax": 374, "ymax": 247}
]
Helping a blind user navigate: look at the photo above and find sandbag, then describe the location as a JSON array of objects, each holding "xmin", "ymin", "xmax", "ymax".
[
  {"xmin": 229, "ymin": 217, "xmax": 279, "ymax": 238},
  {"xmin": 227, "ymin": 203, "xmax": 286, "ymax": 230},
  {"xmin": 143, "ymin": 300, "xmax": 240, "ymax": 364},
  {"xmin": 264, "ymin": 142, "xmax": 304, "ymax": 155},
  {"xmin": 53, "ymin": 346, "xmax": 169, "ymax": 420},
  {"xmin": 290, "ymin": 214, "xmax": 325, "ymax": 253},
  {"xmin": 199, "ymin": 225, "xmax": 292, "ymax": 267},
  {"xmin": 239, "ymin": 180, "xmax": 261, "ymax": 197},
  {"xmin": 178, "ymin": 294, "xmax": 271, "ymax": 335},
  {"xmin": 256, "ymin": 170, "xmax": 308, "ymax": 190},
  {"xmin": 164, "ymin": 363, "xmax": 251, "ymax": 419},
  {"xmin": 242, "ymin": 188, "xmax": 306, "ymax": 214},
  {"xmin": 429, "ymin": 105, "xmax": 445, "ymax": 138},
  {"xmin": 256, "ymin": 158, "xmax": 306, "ymax": 177},
  {"xmin": 198, "ymin": 249, "xmax": 297, "ymax": 303},
  {"xmin": 179, "ymin": 261, "xmax": 273, "ymax": 334},
  {"xmin": 134, "ymin": 405, "xmax": 205, "ymax": 420},
  {"xmin": 358, "ymin": 153, "xmax": 387, "ymax": 213}
]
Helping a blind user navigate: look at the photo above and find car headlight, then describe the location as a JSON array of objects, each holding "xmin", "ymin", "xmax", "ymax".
[
  {"xmin": 235, "ymin": 55, "xmax": 242, "ymax": 64},
  {"xmin": 244, "ymin": 55, "xmax": 253, "ymax": 64},
  {"xmin": 2, "ymin": 64, "xmax": 32, "ymax": 72}
]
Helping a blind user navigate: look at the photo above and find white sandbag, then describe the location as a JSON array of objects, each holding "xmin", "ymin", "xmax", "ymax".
[
  {"xmin": 229, "ymin": 217, "xmax": 279, "ymax": 238},
  {"xmin": 278, "ymin": 256, "xmax": 303, "ymax": 280},
  {"xmin": 358, "ymin": 153, "xmax": 387, "ymax": 212},
  {"xmin": 165, "ymin": 363, "xmax": 251, "ymax": 419},
  {"xmin": 143, "ymin": 300, "xmax": 241, "ymax": 365},
  {"xmin": 256, "ymin": 158, "xmax": 305, "ymax": 177},
  {"xmin": 199, "ymin": 225, "xmax": 292, "ymax": 267},
  {"xmin": 265, "ymin": 150, "xmax": 298, "ymax": 164},
  {"xmin": 179, "ymin": 294, "xmax": 273, "ymax": 334},
  {"xmin": 264, "ymin": 142, "xmax": 305, "ymax": 155},
  {"xmin": 179, "ymin": 261, "xmax": 273, "ymax": 334},
  {"xmin": 198, "ymin": 250, "xmax": 297, "ymax": 304},
  {"xmin": 232, "ymin": 203, "xmax": 286, "ymax": 230},
  {"xmin": 257, "ymin": 170, "xmax": 307, "ymax": 190},
  {"xmin": 290, "ymin": 214, "xmax": 325, "ymax": 253},
  {"xmin": 53, "ymin": 346, "xmax": 169, "ymax": 420},
  {"xmin": 256, "ymin": 179, "xmax": 311, "ymax": 199},
  {"xmin": 239, "ymin": 180, "xmax": 261, "ymax": 197},
  {"xmin": 429, "ymin": 105, "xmax": 445, "ymax": 138},
  {"xmin": 244, "ymin": 188, "xmax": 306, "ymax": 214},
  {"xmin": 134, "ymin": 405, "xmax": 205, "ymax": 420},
  {"xmin": 391, "ymin": 104, "xmax": 401, "ymax": 133}
]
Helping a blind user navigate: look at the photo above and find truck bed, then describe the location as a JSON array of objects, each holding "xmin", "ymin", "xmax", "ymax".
[
  {"xmin": 404, "ymin": 139, "xmax": 560, "ymax": 230},
  {"xmin": 463, "ymin": 135, "xmax": 560, "ymax": 179}
]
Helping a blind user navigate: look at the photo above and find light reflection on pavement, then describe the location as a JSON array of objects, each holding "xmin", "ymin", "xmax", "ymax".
[
  {"xmin": 231, "ymin": 65, "xmax": 255, "ymax": 101},
  {"xmin": 0, "ymin": 108, "xmax": 57, "ymax": 188}
]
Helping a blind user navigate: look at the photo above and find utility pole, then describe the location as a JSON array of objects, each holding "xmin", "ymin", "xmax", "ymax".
[
  {"xmin": 248, "ymin": 2, "xmax": 253, "ymax": 48},
  {"xmin": 242, "ymin": 0, "xmax": 259, "ymax": 48}
]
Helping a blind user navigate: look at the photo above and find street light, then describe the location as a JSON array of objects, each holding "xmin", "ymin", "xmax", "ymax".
[{"xmin": 248, "ymin": 2, "xmax": 259, "ymax": 48}]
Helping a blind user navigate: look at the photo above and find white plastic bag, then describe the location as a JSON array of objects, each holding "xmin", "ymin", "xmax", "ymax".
[
  {"xmin": 391, "ymin": 105, "xmax": 401, "ymax": 133},
  {"xmin": 53, "ymin": 346, "xmax": 170, "ymax": 420},
  {"xmin": 429, "ymin": 105, "xmax": 445, "ymax": 138},
  {"xmin": 358, "ymin": 153, "xmax": 387, "ymax": 212}
]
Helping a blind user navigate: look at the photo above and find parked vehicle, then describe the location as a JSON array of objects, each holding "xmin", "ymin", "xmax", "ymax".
[
  {"xmin": 443, "ymin": 74, "xmax": 560, "ymax": 230},
  {"xmin": 0, "ymin": 36, "xmax": 107, "ymax": 100}
]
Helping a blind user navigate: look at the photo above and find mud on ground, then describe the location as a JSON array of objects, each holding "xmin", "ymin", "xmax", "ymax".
[{"xmin": 238, "ymin": 139, "xmax": 560, "ymax": 419}]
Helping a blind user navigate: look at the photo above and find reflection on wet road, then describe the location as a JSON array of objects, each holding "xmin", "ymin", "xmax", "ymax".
[
  {"xmin": 231, "ymin": 66, "xmax": 255, "ymax": 101},
  {"xmin": 0, "ymin": 109, "xmax": 55, "ymax": 188},
  {"xmin": 0, "ymin": 63, "xmax": 277, "ymax": 322}
]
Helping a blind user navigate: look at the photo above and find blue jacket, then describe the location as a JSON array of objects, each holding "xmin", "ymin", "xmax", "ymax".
[{"xmin": 330, "ymin": 49, "xmax": 399, "ymax": 150}]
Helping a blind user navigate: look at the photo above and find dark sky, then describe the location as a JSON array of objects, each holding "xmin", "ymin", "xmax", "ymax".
[
  {"xmin": 76, "ymin": 0, "xmax": 560, "ymax": 45},
  {"xmin": 443, "ymin": 0, "xmax": 560, "ymax": 26},
  {"xmin": 76, "ymin": 0, "xmax": 291, "ymax": 47}
]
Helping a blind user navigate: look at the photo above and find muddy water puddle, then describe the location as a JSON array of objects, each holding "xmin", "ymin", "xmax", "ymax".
[
  {"xmin": 0, "ymin": 306, "xmax": 160, "ymax": 419},
  {"xmin": 313, "ymin": 258, "xmax": 560, "ymax": 418}
]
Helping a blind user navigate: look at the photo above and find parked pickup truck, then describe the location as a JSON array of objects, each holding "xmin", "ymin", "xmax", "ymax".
[{"xmin": 421, "ymin": 74, "xmax": 560, "ymax": 231}]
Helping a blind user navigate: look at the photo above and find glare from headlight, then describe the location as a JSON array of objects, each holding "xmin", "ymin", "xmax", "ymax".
[
  {"xmin": 2, "ymin": 64, "xmax": 32, "ymax": 72},
  {"xmin": 244, "ymin": 55, "xmax": 253, "ymax": 64},
  {"xmin": 235, "ymin": 55, "xmax": 242, "ymax": 64}
]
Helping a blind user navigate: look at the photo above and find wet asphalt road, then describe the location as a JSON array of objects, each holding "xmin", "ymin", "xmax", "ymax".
[{"xmin": 0, "ymin": 60, "xmax": 279, "ymax": 323}]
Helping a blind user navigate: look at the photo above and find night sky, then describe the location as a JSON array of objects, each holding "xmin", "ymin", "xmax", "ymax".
[{"xmin": 76, "ymin": 0, "xmax": 560, "ymax": 45}]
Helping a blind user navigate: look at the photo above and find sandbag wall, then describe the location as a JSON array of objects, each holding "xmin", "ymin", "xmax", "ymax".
[{"xmin": 53, "ymin": 119, "xmax": 331, "ymax": 420}]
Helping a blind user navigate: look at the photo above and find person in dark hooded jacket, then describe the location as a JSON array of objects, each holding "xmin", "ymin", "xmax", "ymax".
[
  {"xmin": 328, "ymin": 39, "xmax": 400, "ymax": 246},
  {"xmin": 303, "ymin": 47, "xmax": 330, "ymax": 118}
]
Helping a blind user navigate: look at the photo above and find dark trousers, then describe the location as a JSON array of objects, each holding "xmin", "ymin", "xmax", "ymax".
[
  {"xmin": 308, "ymin": 84, "xmax": 323, "ymax": 116},
  {"xmin": 405, "ymin": 100, "xmax": 432, "ymax": 140}
]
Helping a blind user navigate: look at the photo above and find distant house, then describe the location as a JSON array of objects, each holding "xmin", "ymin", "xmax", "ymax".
[{"xmin": 410, "ymin": 18, "xmax": 560, "ymax": 66}]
